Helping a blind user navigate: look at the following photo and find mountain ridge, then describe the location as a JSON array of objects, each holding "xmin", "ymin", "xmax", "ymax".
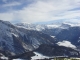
[{"xmin": 0, "ymin": 20, "xmax": 80, "ymax": 59}]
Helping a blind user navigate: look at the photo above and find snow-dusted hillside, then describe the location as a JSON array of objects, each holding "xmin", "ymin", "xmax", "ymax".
[
  {"xmin": 0, "ymin": 20, "xmax": 80, "ymax": 59},
  {"xmin": 0, "ymin": 20, "xmax": 55, "ymax": 56},
  {"xmin": 16, "ymin": 21, "xmax": 80, "ymax": 48}
]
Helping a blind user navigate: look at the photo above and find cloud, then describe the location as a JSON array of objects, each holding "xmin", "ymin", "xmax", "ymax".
[
  {"xmin": 0, "ymin": 12, "xmax": 14, "ymax": 21},
  {"xmin": 57, "ymin": 41, "xmax": 76, "ymax": 49},
  {"xmin": 16, "ymin": 0, "xmax": 80, "ymax": 23},
  {"xmin": 0, "ymin": 0, "xmax": 80, "ymax": 23},
  {"xmin": 2, "ymin": 2, "xmax": 21, "ymax": 7}
]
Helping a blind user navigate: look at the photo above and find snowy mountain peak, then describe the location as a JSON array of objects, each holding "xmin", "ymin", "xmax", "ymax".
[
  {"xmin": 59, "ymin": 23, "xmax": 71, "ymax": 29},
  {"xmin": 16, "ymin": 22, "xmax": 32, "ymax": 26},
  {"xmin": 62, "ymin": 22, "xmax": 80, "ymax": 27},
  {"xmin": 16, "ymin": 21, "xmax": 80, "ymax": 32},
  {"xmin": 16, "ymin": 23, "xmax": 46, "ymax": 31}
]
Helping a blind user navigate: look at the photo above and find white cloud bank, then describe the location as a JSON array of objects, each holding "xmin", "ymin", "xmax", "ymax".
[
  {"xmin": 0, "ymin": 0, "xmax": 80, "ymax": 23},
  {"xmin": 57, "ymin": 41, "xmax": 76, "ymax": 49}
]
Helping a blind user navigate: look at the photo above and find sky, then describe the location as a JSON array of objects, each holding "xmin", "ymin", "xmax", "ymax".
[{"xmin": 0, "ymin": 0, "xmax": 80, "ymax": 23}]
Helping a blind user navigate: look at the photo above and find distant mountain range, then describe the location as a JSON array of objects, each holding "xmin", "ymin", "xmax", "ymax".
[{"xmin": 0, "ymin": 20, "xmax": 80, "ymax": 60}]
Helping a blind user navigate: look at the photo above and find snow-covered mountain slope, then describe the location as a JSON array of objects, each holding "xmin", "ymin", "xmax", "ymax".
[
  {"xmin": 42, "ymin": 23, "xmax": 80, "ymax": 49},
  {"xmin": 16, "ymin": 22, "xmax": 80, "ymax": 49},
  {"xmin": 0, "ymin": 20, "xmax": 56, "ymax": 56},
  {"xmin": 17, "ymin": 21, "xmax": 80, "ymax": 48},
  {"xmin": 0, "ymin": 20, "xmax": 80, "ymax": 59}
]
